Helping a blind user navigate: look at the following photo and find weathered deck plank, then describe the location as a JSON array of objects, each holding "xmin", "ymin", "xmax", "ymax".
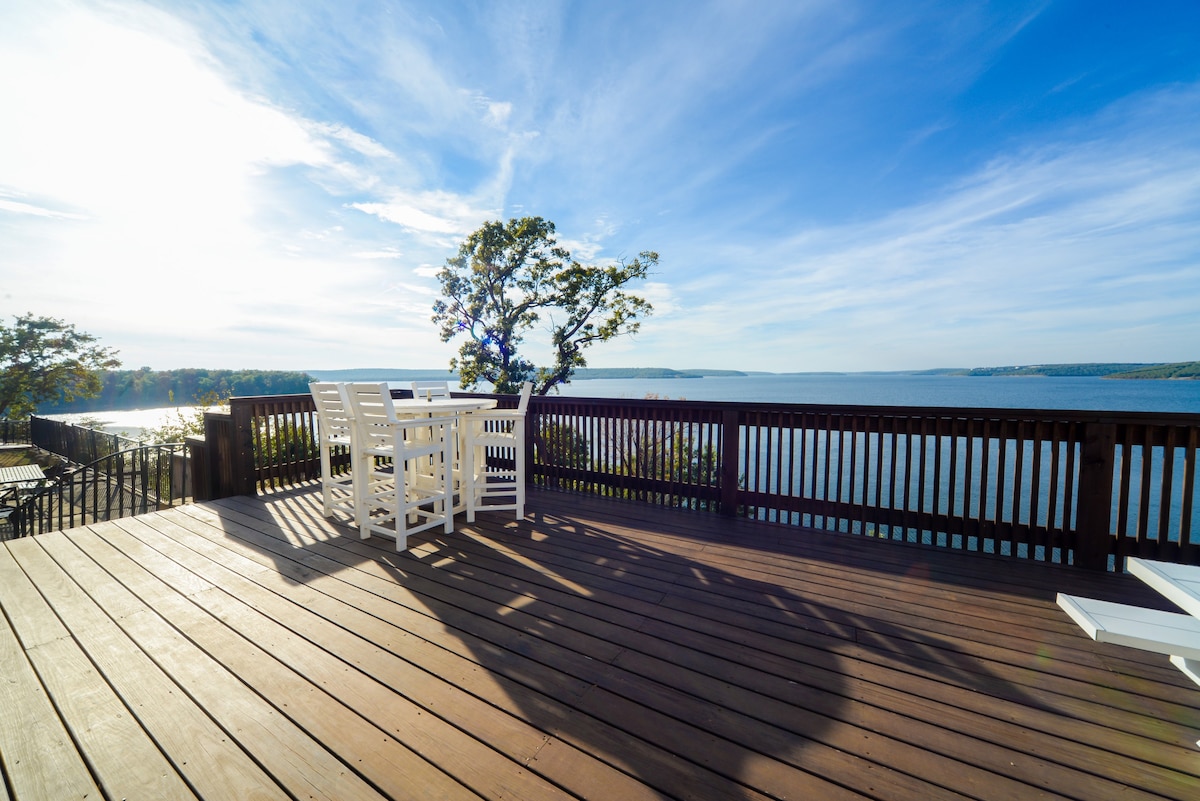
[{"xmin": 2, "ymin": 486, "xmax": 1199, "ymax": 800}]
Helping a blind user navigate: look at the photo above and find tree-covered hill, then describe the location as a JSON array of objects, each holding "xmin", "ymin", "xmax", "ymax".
[
  {"xmin": 571, "ymin": 367, "xmax": 748, "ymax": 379},
  {"xmin": 1107, "ymin": 362, "xmax": 1200, "ymax": 379},
  {"xmin": 40, "ymin": 368, "xmax": 317, "ymax": 412},
  {"xmin": 961, "ymin": 362, "xmax": 1198, "ymax": 379},
  {"xmin": 966, "ymin": 363, "xmax": 1156, "ymax": 377}
]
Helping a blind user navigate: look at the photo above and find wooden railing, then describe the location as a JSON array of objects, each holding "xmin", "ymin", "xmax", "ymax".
[{"xmin": 193, "ymin": 393, "xmax": 1200, "ymax": 570}]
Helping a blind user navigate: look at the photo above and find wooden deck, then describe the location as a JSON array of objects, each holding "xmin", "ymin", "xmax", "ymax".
[{"xmin": 2, "ymin": 487, "xmax": 1199, "ymax": 800}]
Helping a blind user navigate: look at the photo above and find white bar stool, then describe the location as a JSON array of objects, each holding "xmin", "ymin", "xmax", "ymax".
[
  {"xmin": 308, "ymin": 382, "xmax": 357, "ymax": 523},
  {"xmin": 460, "ymin": 381, "xmax": 532, "ymax": 522},
  {"xmin": 341, "ymin": 382, "xmax": 456, "ymax": 550}
]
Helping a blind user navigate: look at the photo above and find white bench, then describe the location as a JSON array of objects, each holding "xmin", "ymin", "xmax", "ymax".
[
  {"xmin": 1056, "ymin": 593, "xmax": 1200, "ymax": 684},
  {"xmin": 1058, "ymin": 557, "xmax": 1200, "ymax": 747}
]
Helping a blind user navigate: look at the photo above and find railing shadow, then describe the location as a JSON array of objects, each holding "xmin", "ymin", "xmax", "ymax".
[{"xmin": 153, "ymin": 486, "xmax": 1141, "ymax": 799}]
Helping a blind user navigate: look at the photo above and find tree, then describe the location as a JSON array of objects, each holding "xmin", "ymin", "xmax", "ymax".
[
  {"xmin": 432, "ymin": 216, "xmax": 656, "ymax": 395},
  {"xmin": 0, "ymin": 314, "xmax": 121, "ymax": 418}
]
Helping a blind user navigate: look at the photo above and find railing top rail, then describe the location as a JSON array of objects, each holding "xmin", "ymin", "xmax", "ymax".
[
  {"xmin": 226, "ymin": 391, "xmax": 1200, "ymax": 425},
  {"xmin": 69, "ymin": 441, "xmax": 186, "ymax": 466},
  {"xmin": 527, "ymin": 395, "xmax": 1200, "ymax": 427}
]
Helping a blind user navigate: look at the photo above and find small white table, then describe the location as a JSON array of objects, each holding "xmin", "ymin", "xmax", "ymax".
[
  {"xmin": 0, "ymin": 464, "xmax": 45, "ymax": 486},
  {"xmin": 389, "ymin": 397, "xmax": 497, "ymax": 417},
  {"xmin": 388, "ymin": 397, "xmax": 498, "ymax": 515}
]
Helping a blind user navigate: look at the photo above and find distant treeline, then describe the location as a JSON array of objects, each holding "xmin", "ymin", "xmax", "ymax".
[
  {"xmin": 963, "ymin": 363, "xmax": 1155, "ymax": 377},
  {"xmin": 954, "ymin": 362, "xmax": 1198, "ymax": 379},
  {"xmin": 309, "ymin": 367, "xmax": 752, "ymax": 382},
  {"xmin": 306, "ymin": 368, "xmax": 460, "ymax": 383},
  {"xmin": 1107, "ymin": 362, "xmax": 1200, "ymax": 380},
  {"xmin": 572, "ymin": 368, "xmax": 748, "ymax": 379},
  {"xmin": 41, "ymin": 369, "xmax": 317, "ymax": 412}
]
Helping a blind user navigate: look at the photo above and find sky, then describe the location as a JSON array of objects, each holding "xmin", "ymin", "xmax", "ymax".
[{"xmin": 1, "ymin": 0, "xmax": 1198, "ymax": 374}]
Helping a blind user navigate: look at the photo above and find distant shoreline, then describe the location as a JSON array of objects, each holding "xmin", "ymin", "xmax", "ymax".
[
  {"xmin": 558, "ymin": 362, "xmax": 1200, "ymax": 381},
  {"xmin": 38, "ymin": 361, "xmax": 1200, "ymax": 416}
]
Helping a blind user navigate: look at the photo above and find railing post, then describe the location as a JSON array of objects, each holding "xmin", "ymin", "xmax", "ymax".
[
  {"xmin": 203, "ymin": 410, "xmax": 232, "ymax": 498},
  {"xmin": 1075, "ymin": 421, "xmax": 1117, "ymax": 570},
  {"xmin": 229, "ymin": 400, "xmax": 258, "ymax": 497},
  {"xmin": 720, "ymin": 407, "xmax": 740, "ymax": 516},
  {"xmin": 187, "ymin": 434, "xmax": 212, "ymax": 501}
]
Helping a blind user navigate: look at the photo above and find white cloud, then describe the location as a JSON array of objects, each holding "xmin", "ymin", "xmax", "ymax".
[
  {"xmin": 350, "ymin": 190, "xmax": 495, "ymax": 238},
  {"xmin": 309, "ymin": 122, "xmax": 395, "ymax": 160},
  {"xmin": 0, "ymin": 192, "xmax": 87, "ymax": 220},
  {"xmin": 0, "ymin": 1, "xmax": 456, "ymax": 368},
  {"xmin": 637, "ymin": 86, "xmax": 1200, "ymax": 370},
  {"xmin": 353, "ymin": 248, "xmax": 404, "ymax": 260},
  {"xmin": 481, "ymin": 98, "xmax": 513, "ymax": 128}
]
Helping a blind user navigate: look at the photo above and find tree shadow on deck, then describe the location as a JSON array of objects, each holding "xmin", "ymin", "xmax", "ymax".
[{"xmin": 180, "ymin": 486, "xmax": 1107, "ymax": 801}]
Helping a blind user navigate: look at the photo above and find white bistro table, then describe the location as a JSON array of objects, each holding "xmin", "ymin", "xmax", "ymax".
[
  {"xmin": 388, "ymin": 397, "xmax": 498, "ymax": 417},
  {"xmin": 388, "ymin": 396, "xmax": 498, "ymax": 515},
  {"xmin": 1057, "ymin": 556, "xmax": 1200, "ymax": 745}
]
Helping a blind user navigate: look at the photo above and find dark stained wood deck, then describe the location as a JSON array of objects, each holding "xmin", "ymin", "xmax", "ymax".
[{"xmin": 2, "ymin": 486, "xmax": 1199, "ymax": 800}]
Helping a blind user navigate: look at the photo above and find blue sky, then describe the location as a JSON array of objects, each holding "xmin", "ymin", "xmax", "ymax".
[{"xmin": 1, "ymin": 0, "xmax": 1198, "ymax": 374}]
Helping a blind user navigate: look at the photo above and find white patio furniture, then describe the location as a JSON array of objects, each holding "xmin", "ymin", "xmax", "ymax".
[
  {"xmin": 460, "ymin": 381, "xmax": 532, "ymax": 522},
  {"xmin": 341, "ymin": 382, "xmax": 456, "ymax": 550},
  {"xmin": 410, "ymin": 380, "xmax": 452, "ymax": 401},
  {"xmin": 1058, "ymin": 556, "xmax": 1200, "ymax": 746},
  {"xmin": 385, "ymin": 394, "xmax": 499, "ymax": 511},
  {"xmin": 308, "ymin": 382, "xmax": 357, "ymax": 522}
]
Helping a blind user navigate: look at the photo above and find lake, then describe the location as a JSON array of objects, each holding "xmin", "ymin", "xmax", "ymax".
[
  {"xmin": 44, "ymin": 373, "xmax": 1200, "ymax": 439},
  {"xmin": 554, "ymin": 373, "xmax": 1200, "ymax": 413}
]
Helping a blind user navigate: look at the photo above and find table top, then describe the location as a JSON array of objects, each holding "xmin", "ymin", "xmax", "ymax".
[
  {"xmin": 0, "ymin": 464, "xmax": 45, "ymax": 485},
  {"xmin": 1127, "ymin": 557, "xmax": 1200, "ymax": 619},
  {"xmin": 390, "ymin": 397, "xmax": 498, "ymax": 415}
]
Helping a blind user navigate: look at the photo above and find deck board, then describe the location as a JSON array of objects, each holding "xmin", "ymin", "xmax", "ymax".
[{"xmin": 2, "ymin": 486, "xmax": 1200, "ymax": 800}]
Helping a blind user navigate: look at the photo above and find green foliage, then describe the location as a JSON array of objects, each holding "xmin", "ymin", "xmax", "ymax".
[
  {"xmin": 143, "ymin": 392, "xmax": 228, "ymax": 444},
  {"xmin": 432, "ymin": 216, "xmax": 656, "ymax": 395},
  {"xmin": 0, "ymin": 313, "xmax": 121, "ymax": 418},
  {"xmin": 536, "ymin": 421, "xmax": 592, "ymax": 470},
  {"xmin": 255, "ymin": 416, "xmax": 317, "ymax": 470},
  {"xmin": 966, "ymin": 363, "xmax": 1157, "ymax": 377},
  {"xmin": 601, "ymin": 397, "xmax": 722, "ymax": 510},
  {"xmin": 1107, "ymin": 361, "xmax": 1200, "ymax": 380},
  {"xmin": 963, "ymin": 362, "xmax": 1200, "ymax": 379},
  {"xmin": 41, "ymin": 368, "xmax": 317, "ymax": 412}
]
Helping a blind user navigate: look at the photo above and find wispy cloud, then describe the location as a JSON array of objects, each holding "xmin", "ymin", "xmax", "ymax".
[
  {"xmin": 637, "ymin": 85, "xmax": 1200, "ymax": 369},
  {"xmin": 0, "ymin": 191, "xmax": 87, "ymax": 220}
]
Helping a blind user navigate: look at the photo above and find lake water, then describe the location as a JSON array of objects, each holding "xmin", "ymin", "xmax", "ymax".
[
  {"xmin": 44, "ymin": 406, "xmax": 209, "ymax": 440},
  {"xmin": 43, "ymin": 373, "xmax": 1200, "ymax": 439},
  {"xmin": 554, "ymin": 374, "xmax": 1200, "ymax": 413}
]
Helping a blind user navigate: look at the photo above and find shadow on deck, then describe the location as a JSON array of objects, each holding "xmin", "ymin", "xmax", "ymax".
[{"xmin": 1, "ymin": 485, "xmax": 1198, "ymax": 800}]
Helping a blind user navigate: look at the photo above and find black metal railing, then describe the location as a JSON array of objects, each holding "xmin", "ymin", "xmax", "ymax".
[
  {"xmin": 1, "ymin": 417, "xmax": 191, "ymax": 540},
  {"xmin": 31, "ymin": 415, "xmax": 142, "ymax": 464},
  {"xmin": 4, "ymin": 443, "xmax": 189, "ymax": 540},
  {"xmin": 0, "ymin": 418, "xmax": 30, "ymax": 444}
]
